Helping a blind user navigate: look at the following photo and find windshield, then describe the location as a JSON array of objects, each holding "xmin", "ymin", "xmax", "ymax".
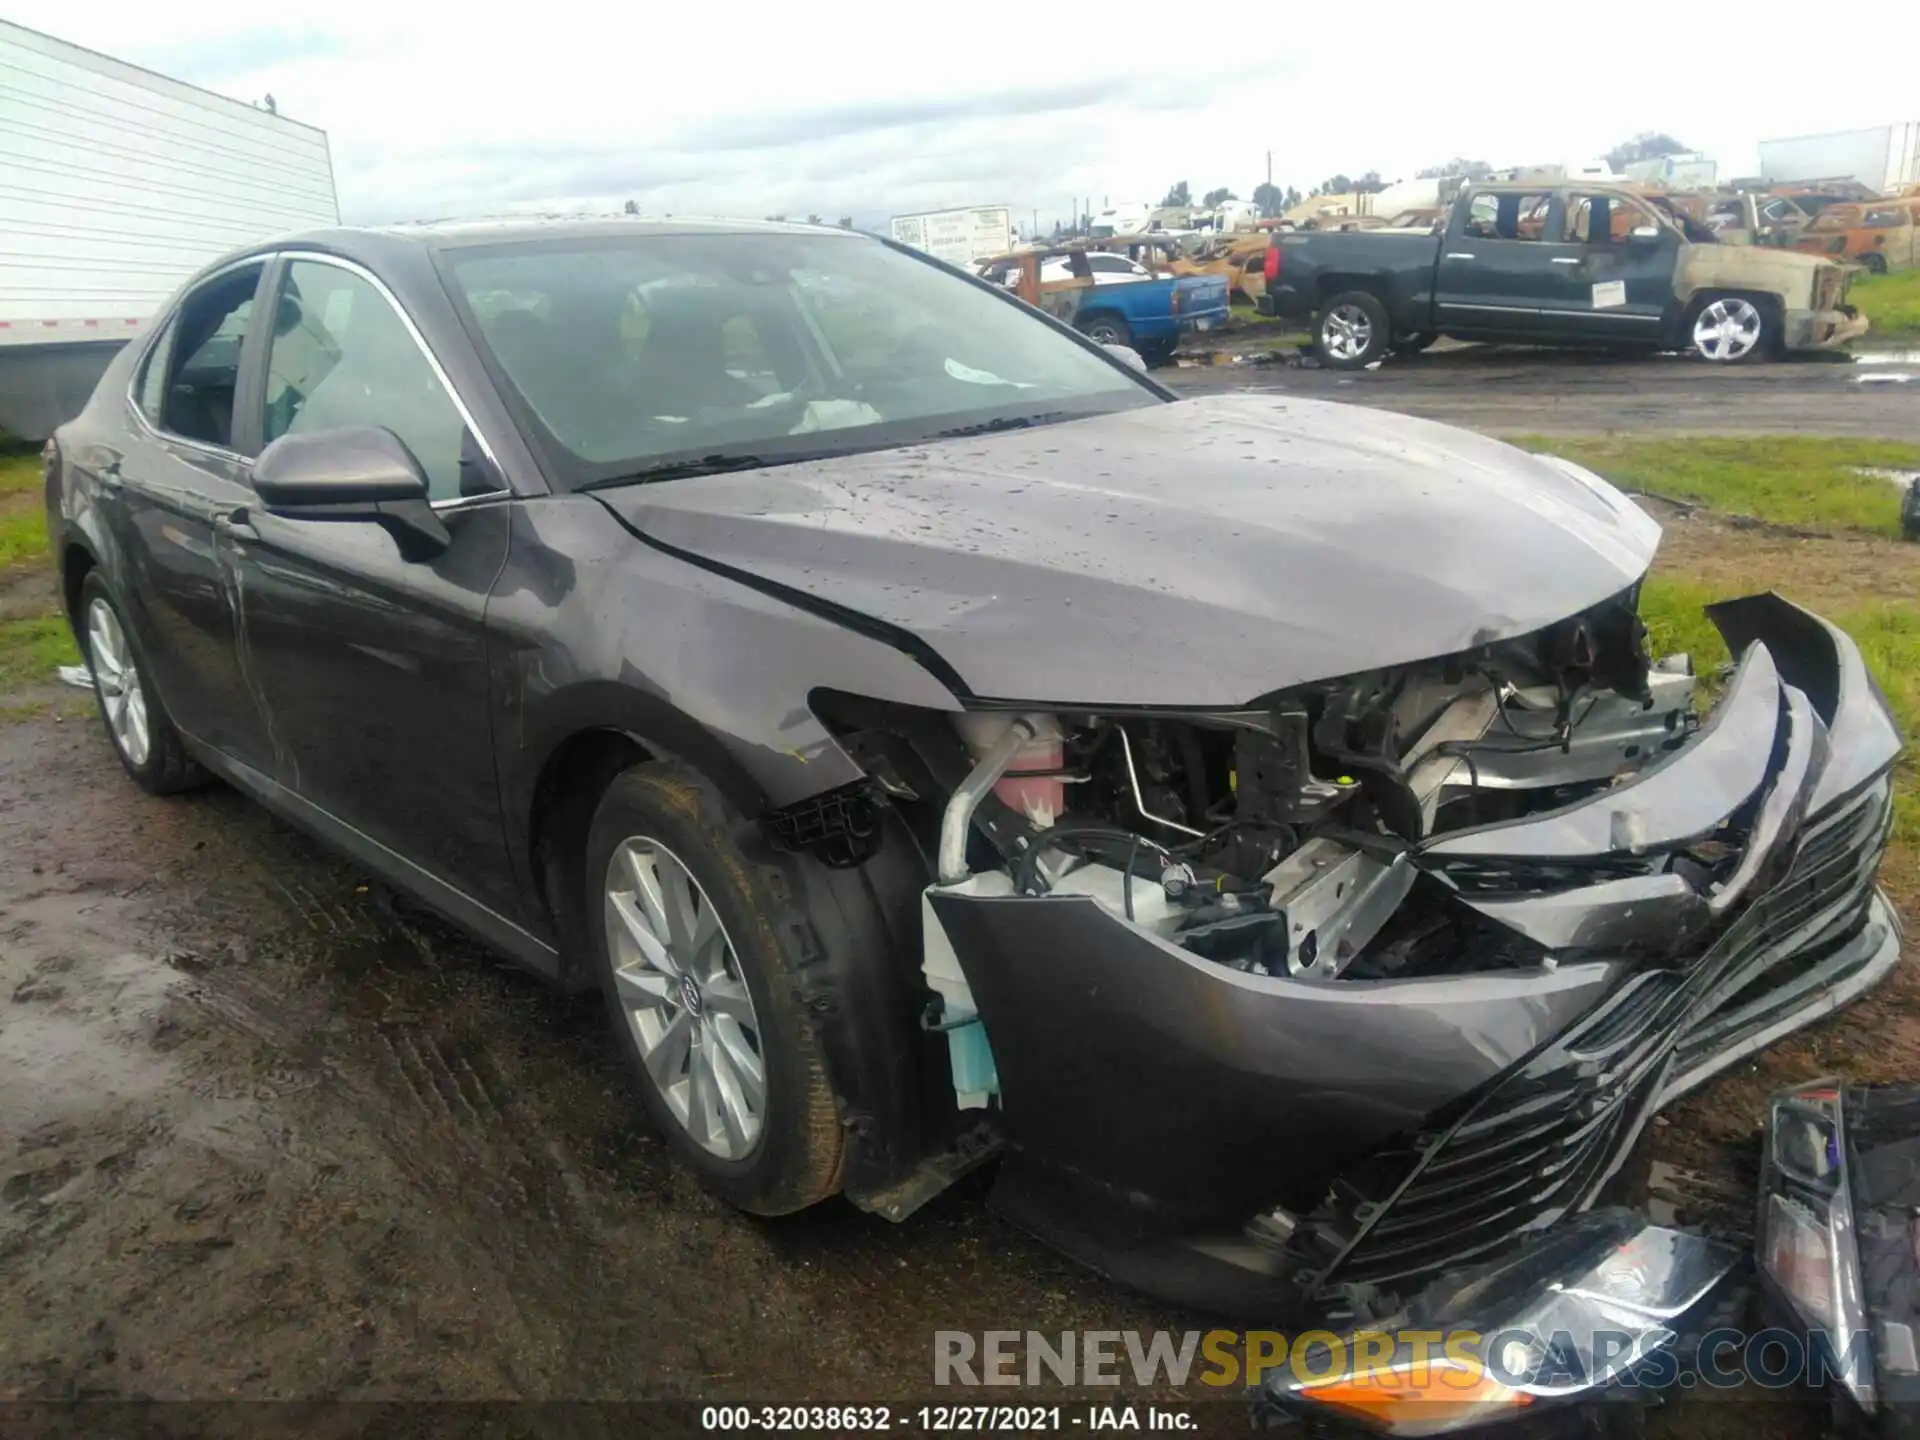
[{"xmin": 444, "ymin": 232, "xmax": 1155, "ymax": 487}]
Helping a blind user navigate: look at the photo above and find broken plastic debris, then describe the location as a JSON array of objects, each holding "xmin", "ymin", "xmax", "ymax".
[{"xmin": 56, "ymin": 664, "xmax": 93, "ymax": 690}]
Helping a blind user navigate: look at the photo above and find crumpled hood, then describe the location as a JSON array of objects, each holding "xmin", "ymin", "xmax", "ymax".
[{"xmin": 599, "ymin": 393, "xmax": 1661, "ymax": 705}]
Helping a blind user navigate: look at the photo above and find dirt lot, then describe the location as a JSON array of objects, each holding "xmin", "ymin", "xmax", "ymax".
[
  {"xmin": 1165, "ymin": 343, "xmax": 1920, "ymax": 439},
  {"xmin": 2, "ymin": 379, "xmax": 1916, "ymax": 1434}
]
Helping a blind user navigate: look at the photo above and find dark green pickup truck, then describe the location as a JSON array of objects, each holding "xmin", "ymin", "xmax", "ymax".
[{"xmin": 1257, "ymin": 182, "xmax": 1867, "ymax": 369}]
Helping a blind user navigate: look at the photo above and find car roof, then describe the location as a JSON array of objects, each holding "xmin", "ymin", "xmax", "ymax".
[{"xmin": 223, "ymin": 214, "xmax": 862, "ymax": 268}]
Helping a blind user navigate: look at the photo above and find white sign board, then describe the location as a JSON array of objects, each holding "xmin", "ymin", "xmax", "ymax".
[{"xmin": 889, "ymin": 206, "xmax": 1015, "ymax": 267}]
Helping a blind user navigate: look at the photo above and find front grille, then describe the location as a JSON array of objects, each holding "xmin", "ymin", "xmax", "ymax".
[{"xmin": 1319, "ymin": 778, "xmax": 1894, "ymax": 1296}]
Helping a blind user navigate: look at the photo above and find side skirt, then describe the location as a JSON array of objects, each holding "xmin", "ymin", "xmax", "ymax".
[{"xmin": 184, "ymin": 736, "xmax": 562, "ymax": 982}]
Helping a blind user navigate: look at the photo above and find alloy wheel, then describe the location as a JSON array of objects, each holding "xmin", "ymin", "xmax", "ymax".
[
  {"xmin": 604, "ymin": 836, "xmax": 766, "ymax": 1159},
  {"xmin": 1321, "ymin": 303, "xmax": 1374, "ymax": 362},
  {"xmin": 86, "ymin": 597, "xmax": 150, "ymax": 767},
  {"xmin": 1692, "ymin": 297, "xmax": 1763, "ymax": 362}
]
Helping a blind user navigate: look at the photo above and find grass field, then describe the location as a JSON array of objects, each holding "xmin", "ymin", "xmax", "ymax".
[
  {"xmin": 1515, "ymin": 435, "xmax": 1920, "ymax": 536},
  {"xmin": 1853, "ymin": 267, "xmax": 1920, "ymax": 339},
  {"xmin": 0, "ymin": 451, "xmax": 46, "ymax": 572}
]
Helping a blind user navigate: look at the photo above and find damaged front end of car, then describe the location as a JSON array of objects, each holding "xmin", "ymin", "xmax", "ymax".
[{"xmin": 807, "ymin": 584, "xmax": 1901, "ymax": 1324}]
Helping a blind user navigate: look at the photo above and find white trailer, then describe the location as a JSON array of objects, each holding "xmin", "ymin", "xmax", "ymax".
[
  {"xmin": 888, "ymin": 206, "xmax": 1016, "ymax": 267},
  {"xmin": 1759, "ymin": 123, "xmax": 1920, "ymax": 195},
  {"xmin": 0, "ymin": 20, "xmax": 340, "ymax": 439}
]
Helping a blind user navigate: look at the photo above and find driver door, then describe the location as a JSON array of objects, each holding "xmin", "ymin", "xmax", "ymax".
[
  {"xmin": 1531, "ymin": 192, "xmax": 1676, "ymax": 340},
  {"xmin": 217, "ymin": 254, "xmax": 522, "ymax": 915}
]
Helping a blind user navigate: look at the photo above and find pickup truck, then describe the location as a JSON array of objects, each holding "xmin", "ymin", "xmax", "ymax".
[
  {"xmin": 978, "ymin": 243, "xmax": 1230, "ymax": 364},
  {"xmin": 1257, "ymin": 182, "xmax": 1868, "ymax": 369}
]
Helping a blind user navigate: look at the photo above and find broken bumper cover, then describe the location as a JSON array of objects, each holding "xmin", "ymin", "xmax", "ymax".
[
  {"xmin": 1260, "ymin": 1209, "xmax": 1737, "ymax": 1436},
  {"xmin": 1784, "ymin": 304, "xmax": 1869, "ymax": 351},
  {"xmin": 928, "ymin": 594, "xmax": 1902, "ymax": 1318}
]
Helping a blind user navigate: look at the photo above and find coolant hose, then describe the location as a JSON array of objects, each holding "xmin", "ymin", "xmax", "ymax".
[{"xmin": 937, "ymin": 716, "xmax": 1038, "ymax": 884}]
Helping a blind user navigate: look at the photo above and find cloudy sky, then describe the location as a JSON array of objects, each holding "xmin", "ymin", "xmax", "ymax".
[{"xmin": 12, "ymin": 1, "xmax": 1920, "ymax": 228}]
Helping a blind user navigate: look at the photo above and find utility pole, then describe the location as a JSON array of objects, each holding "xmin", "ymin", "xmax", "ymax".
[{"xmin": 1267, "ymin": 150, "xmax": 1273, "ymax": 186}]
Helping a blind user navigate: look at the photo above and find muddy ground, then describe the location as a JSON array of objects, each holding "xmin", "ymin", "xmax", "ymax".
[
  {"xmin": 1164, "ymin": 342, "xmax": 1920, "ymax": 439},
  {"xmin": 2, "ymin": 389, "xmax": 1916, "ymax": 1435}
]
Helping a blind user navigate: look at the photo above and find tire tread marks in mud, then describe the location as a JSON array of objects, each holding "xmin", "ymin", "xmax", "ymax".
[
  {"xmin": 588, "ymin": 762, "xmax": 845, "ymax": 1216},
  {"xmin": 373, "ymin": 1021, "xmax": 571, "ymax": 1226}
]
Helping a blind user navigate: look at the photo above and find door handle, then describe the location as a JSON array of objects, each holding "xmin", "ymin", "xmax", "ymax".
[
  {"xmin": 1444, "ymin": 252, "xmax": 1477, "ymax": 260},
  {"xmin": 1551, "ymin": 257, "xmax": 1583, "ymax": 265}
]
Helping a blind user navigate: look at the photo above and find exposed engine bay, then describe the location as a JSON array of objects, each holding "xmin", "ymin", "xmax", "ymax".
[{"xmin": 924, "ymin": 585, "xmax": 1701, "ymax": 983}]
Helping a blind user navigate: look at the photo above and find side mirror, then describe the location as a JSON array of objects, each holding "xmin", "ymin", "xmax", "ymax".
[
  {"xmin": 1627, "ymin": 224, "xmax": 1662, "ymax": 243},
  {"xmin": 250, "ymin": 426, "xmax": 449, "ymax": 558},
  {"xmin": 1103, "ymin": 342, "xmax": 1148, "ymax": 373}
]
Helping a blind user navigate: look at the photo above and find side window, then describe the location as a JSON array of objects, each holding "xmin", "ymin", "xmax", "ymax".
[
  {"xmin": 134, "ymin": 316, "xmax": 177, "ymax": 425},
  {"xmin": 1567, "ymin": 195, "xmax": 1648, "ymax": 245},
  {"xmin": 159, "ymin": 265, "xmax": 263, "ymax": 449},
  {"xmin": 262, "ymin": 260, "xmax": 491, "ymax": 502},
  {"xmin": 1461, "ymin": 192, "xmax": 1553, "ymax": 242}
]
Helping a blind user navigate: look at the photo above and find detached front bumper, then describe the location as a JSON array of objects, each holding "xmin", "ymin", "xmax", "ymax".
[
  {"xmin": 927, "ymin": 594, "xmax": 1903, "ymax": 1320},
  {"xmin": 1785, "ymin": 304, "xmax": 1869, "ymax": 351}
]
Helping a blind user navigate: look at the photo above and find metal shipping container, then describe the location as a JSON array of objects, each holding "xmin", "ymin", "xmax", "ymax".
[
  {"xmin": 0, "ymin": 19, "xmax": 339, "ymax": 439},
  {"xmin": 1759, "ymin": 123, "xmax": 1920, "ymax": 195}
]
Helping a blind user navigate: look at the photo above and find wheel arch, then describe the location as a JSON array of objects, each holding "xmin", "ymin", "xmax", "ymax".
[
  {"xmin": 517, "ymin": 683, "xmax": 952, "ymax": 1202},
  {"xmin": 61, "ymin": 538, "xmax": 98, "ymax": 631},
  {"xmin": 516, "ymin": 682, "xmax": 774, "ymax": 991},
  {"xmin": 1315, "ymin": 272, "xmax": 1395, "ymax": 310}
]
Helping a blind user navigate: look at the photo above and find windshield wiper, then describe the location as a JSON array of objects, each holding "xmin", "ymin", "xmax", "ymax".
[
  {"xmin": 926, "ymin": 411, "xmax": 1070, "ymax": 439},
  {"xmin": 580, "ymin": 454, "xmax": 771, "ymax": 490}
]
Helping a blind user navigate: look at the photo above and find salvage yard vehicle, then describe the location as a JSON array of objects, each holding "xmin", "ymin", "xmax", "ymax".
[
  {"xmin": 44, "ymin": 217, "xmax": 1903, "ymax": 1325},
  {"xmin": 1258, "ymin": 181, "xmax": 1868, "ymax": 368},
  {"xmin": 1702, "ymin": 190, "xmax": 1816, "ymax": 247},
  {"xmin": 977, "ymin": 240, "xmax": 1228, "ymax": 362},
  {"xmin": 1792, "ymin": 199, "xmax": 1920, "ymax": 274}
]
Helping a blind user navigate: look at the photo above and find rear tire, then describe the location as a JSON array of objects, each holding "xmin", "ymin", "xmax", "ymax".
[
  {"xmin": 1861, "ymin": 253, "xmax": 1888, "ymax": 275},
  {"xmin": 1077, "ymin": 313, "xmax": 1131, "ymax": 348},
  {"xmin": 586, "ymin": 761, "xmax": 844, "ymax": 1215},
  {"xmin": 78, "ymin": 572, "xmax": 208, "ymax": 796},
  {"xmin": 1313, "ymin": 291, "xmax": 1390, "ymax": 369}
]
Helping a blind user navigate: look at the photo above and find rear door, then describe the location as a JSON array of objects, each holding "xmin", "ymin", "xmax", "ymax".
[
  {"xmin": 1432, "ymin": 190, "xmax": 1562, "ymax": 334},
  {"xmin": 107, "ymin": 261, "xmax": 276, "ymax": 767},
  {"xmin": 1531, "ymin": 192, "xmax": 1678, "ymax": 341}
]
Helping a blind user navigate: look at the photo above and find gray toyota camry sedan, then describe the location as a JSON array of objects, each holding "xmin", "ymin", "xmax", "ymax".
[{"xmin": 42, "ymin": 217, "xmax": 1903, "ymax": 1323}]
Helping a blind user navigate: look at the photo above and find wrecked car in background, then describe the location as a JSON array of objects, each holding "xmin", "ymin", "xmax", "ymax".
[
  {"xmin": 977, "ymin": 240, "xmax": 1228, "ymax": 362},
  {"xmin": 1259, "ymin": 181, "xmax": 1868, "ymax": 368},
  {"xmin": 1792, "ymin": 200, "xmax": 1920, "ymax": 275},
  {"xmin": 43, "ymin": 217, "xmax": 1904, "ymax": 1327}
]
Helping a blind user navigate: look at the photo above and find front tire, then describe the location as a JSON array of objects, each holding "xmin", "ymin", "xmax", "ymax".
[
  {"xmin": 1861, "ymin": 253, "xmax": 1888, "ymax": 275},
  {"xmin": 1313, "ymin": 291, "xmax": 1390, "ymax": 369},
  {"xmin": 78, "ymin": 572, "xmax": 207, "ymax": 795},
  {"xmin": 1688, "ymin": 293, "xmax": 1775, "ymax": 363},
  {"xmin": 586, "ymin": 761, "xmax": 843, "ymax": 1215}
]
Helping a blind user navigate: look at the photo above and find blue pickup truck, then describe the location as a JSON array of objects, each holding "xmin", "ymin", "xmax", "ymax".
[{"xmin": 976, "ymin": 244, "xmax": 1230, "ymax": 364}]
